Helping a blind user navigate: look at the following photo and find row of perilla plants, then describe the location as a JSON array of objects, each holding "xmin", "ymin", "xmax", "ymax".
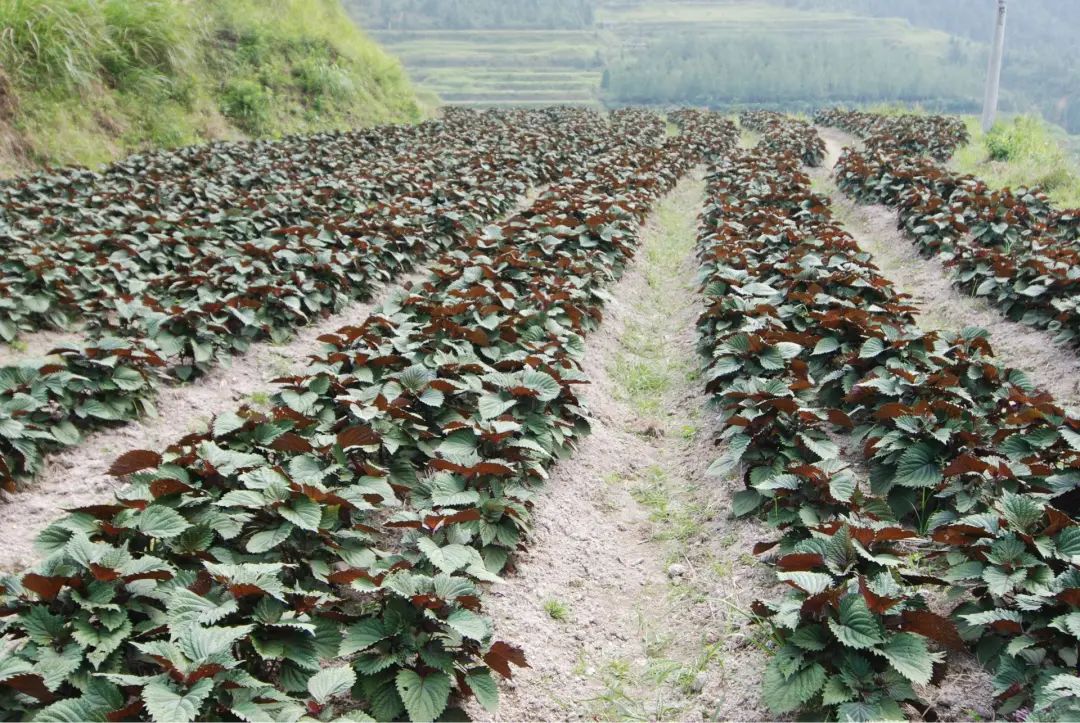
[
  {"xmin": 813, "ymin": 109, "xmax": 969, "ymax": 161},
  {"xmin": 694, "ymin": 115, "xmax": 1080, "ymax": 719},
  {"xmin": 0, "ymin": 110, "xmax": 603, "ymax": 494},
  {"xmin": 740, "ymin": 110, "xmax": 827, "ymax": 167},
  {"xmin": 817, "ymin": 109, "xmax": 1080, "ymax": 356},
  {"xmin": 0, "ymin": 110, "xmax": 740, "ymax": 721}
]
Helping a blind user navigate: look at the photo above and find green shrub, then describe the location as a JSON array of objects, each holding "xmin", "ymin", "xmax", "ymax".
[
  {"xmin": 953, "ymin": 115, "xmax": 1080, "ymax": 207},
  {"xmin": 984, "ymin": 116, "xmax": 1049, "ymax": 161},
  {"xmin": 0, "ymin": 0, "xmax": 421, "ymax": 171},
  {"xmin": 220, "ymin": 78, "xmax": 271, "ymax": 132},
  {"xmin": 295, "ymin": 56, "xmax": 357, "ymax": 104}
]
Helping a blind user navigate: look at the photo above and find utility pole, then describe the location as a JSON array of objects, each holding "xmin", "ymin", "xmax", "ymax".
[{"xmin": 981, "ymin": 0, "xmax": 1007, "ymax": 132}]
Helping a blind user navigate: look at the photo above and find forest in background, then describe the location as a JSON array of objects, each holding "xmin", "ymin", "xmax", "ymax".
[
  {"xmin": 348, "ymin": 0, "xmax": 1080, "ymax": 133},
  {"xmin": 772, "ymin": 0, "xmax": 1080, "ymax": 130}
]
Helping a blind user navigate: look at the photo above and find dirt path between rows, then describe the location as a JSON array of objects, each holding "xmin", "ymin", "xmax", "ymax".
[
  {"xmin": 469, "ymin": 173, "xmax": 779, "ymax": 721},
  {"xmin": 0, "ymin": 193, "xmax": 544, "ymax": 573},
  {"xmin": 0, "ymin": 328, "xmax": 87, "ymax": 367},
  {"xmin": 812, "ymin": 126, "xmax": 1080, "ymax": 410}
]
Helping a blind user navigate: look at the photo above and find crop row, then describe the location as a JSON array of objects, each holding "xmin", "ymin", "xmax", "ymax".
[
  {"xmin": 697, "ymin": 120, "xmax": 1080, "ymax": 719},
  {"xmin": 739, "ymin": 111, "xmax": 826, "ymax": 167},
  {"xmin": 819, "ymin": 110, "xmax": 1080, "ymax": 354},
  {"xmin": 813, "ymin": 108, "xmax": 969, "ymax": 161},
  {"xmin": 0, "ymin": 110, "xmax": 739, "ymax": 722},
  {"xmin": 0, "ymin": 109, "xmax": 613, "ymax": 494},
  {"xmin": 0, "ymin": 111, "xmax": 544, "ymax": 338}
]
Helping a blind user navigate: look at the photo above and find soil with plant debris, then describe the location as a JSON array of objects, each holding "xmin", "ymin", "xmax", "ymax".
[{"xmin": 469, "ymin": 173, "xmax": 778, "ymax": 722}]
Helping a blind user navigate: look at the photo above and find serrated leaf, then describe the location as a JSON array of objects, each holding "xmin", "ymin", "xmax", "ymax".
[
  {"xmin": 138, "ymin": 506, "xmax": 191, "ymax": 539},
  {"xmin": 821, "ymin": 676, "xmax": 855, "ymax": 705},
  {"xmin": 417, "ymin": 537, "xmax": 473, "ymax": 574},
  {"xmin": 340, "ymin": 619, "xmax": 389, "ymax": 656},
  {"xmin": 521, "ymin": 370, "xmax": 560, "ymax": 401},
  {"xmin": 213, "ymin": 411, "xmax": 246, "ymax": 438},
  {"xmin": 875, "ymin": 632, "xmax": 938, "ymax": 685},
  {"xmin": 478, "ymin": 394, "xmax": 515, "ymax": 420},
  {"xmin": 446, "ymin": 609, "xmax": 489, "ymax": 641},
  {"xmin": 142, "ymin": 678, "xmax": 213, "ymax": 723},
  {"xmin": 778, "ymin": 572, "xmax": 832, "ymax": 595},
  {"xmin": 761, "ymin": 660, "xmax": 826, "ymax": 714},
  {"xmin": 859, "ymin": 337, "xmax": 884, "ymax": 358},
  {"xmin": 466, "ymin": 669, "xmax": 498, "ymax": 712},
  {"xmin": 812, "ymin": 337, "xmax": 840, "ymax": 355},
  {"xmin": 829, "ymin": 596, "xmax": 884, "ymax": 650},
  {"xmin": 731, "ymin": 489, "xmax": 762, "ymax": 517},
  {"xmin": 247, "ymin": 522, "xmax": 294, "ymax": 553},
  {"xmin": 278, "ymin": 496, "xmax": 321, "ymax": 531},
  {"xmin": 395, "ymin": 669, "xmax": 451, "ymax": 722},
  {"xmin": 308, "ymin": 665, "xmax": 356, "ymax": 704},
  {"xmin": 894, "ymin": 442, "xmax": 942, "ymax": 488},
  {"xmin": 1001, "ymin": 492, "xmax": 1043, "ymax": 534},
  {"xmin": 707, "ymin": 434, "xmax": 750, "ymax": 477}
]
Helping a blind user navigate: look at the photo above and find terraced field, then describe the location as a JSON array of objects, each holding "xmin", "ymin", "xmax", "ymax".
[
  {"xmin": 2, "ymin": 106, "xmax": 1080, "ymax": 722},
  {"xmin": 366, "ymin": 29, "xmax": 604, "ymax": 107},
  {"xmin": 361, "ymin": 1, "xmax": 970, "ymax": 109}
]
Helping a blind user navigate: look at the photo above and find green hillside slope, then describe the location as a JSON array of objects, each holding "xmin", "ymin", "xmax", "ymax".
[{"xmin": 0, "ymin": 0, "xmax": 422, "ymax": 175}]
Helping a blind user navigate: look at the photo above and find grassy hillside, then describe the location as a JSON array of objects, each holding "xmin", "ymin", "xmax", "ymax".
[{"xmin": 0, "ymin": 0, "xmax": 422, "ymax": 175}]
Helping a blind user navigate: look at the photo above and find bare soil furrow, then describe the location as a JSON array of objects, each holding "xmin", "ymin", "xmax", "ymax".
[
  {"xmin": 471, "ymin": 173, "xmax": 776, "ymax": 722},
  {"xmin": 0, "ymin": 327, "xmax": 87, "ymax": 367}
]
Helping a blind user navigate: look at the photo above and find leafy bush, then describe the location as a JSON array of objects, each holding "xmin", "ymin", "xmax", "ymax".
[
  {"xmin": 827, "ymin": 109, "xmax": 1080, "ymax": 349},
  {"xmin": 986, "ymin": 116, "xmax": 1050, "ymax": 161},
  {"xmin": 219, "ymin": 78, "xmax": 271, "ymax": 131}
]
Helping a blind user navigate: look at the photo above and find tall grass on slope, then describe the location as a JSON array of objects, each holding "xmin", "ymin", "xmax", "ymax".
[
  {"xmin": 0, "ymin": 0, "xmax": 420, "ymax": 172},
  {"xmin": 0, "ymin": 0, "xmax": 189, "ymax": 92}
]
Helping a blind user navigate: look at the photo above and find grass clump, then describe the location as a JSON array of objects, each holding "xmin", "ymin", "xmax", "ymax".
[
  {"xmin": 953, "ymin": 114, "xmax": 1080, "ymax": 207},
  {"xmin": 543, "ymin": 599, "xmax": 570, "ymax": 621}
]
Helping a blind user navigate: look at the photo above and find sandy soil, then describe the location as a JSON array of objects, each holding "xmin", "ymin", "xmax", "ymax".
[
  {"xmin": 469, "ymin": 174, "xmax": 778, "ymax": 722},
  {"xmin": 813, "ymin": 126, "xmax": 1080, "ymax": 411},
  {"xmin": 0, "ymin": 328, "xmax": 87, "ymax": 367}
]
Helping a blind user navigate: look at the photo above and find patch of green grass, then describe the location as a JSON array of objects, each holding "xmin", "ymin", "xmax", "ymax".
[
  {"xmin": 248, "ymin": 391, "xmax": 271, "ymax": 407},
  {"xmin": 602, "ymin": 471, "xmax": 624, "ymax": 485},
  {"xmin": 543, "ymin": 599, "xmax": 570, "ymax": 621},
  {"xmin": 609, "ymin": 185, "xmax": 702, "ymax": 419},
  {"xmin": 612, "ymin": 353, "xmax": 670, "ymax": 417},
  {"xmin": 630, "ymin": 466, "xmax": 710, "ymax": 545},
  {"xmin": 952, "ymin": 114, "xmax": 1080, "ymax": 207}
]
